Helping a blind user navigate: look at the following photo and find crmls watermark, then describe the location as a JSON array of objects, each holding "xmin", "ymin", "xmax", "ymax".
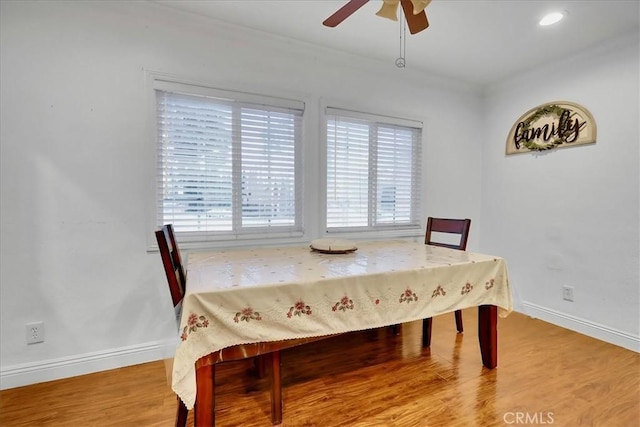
[{"xmin": 503, "ymin": 412, "xmax": 554, "ymax": 425}]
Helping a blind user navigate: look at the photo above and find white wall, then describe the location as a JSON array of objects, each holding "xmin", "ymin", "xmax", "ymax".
[
  {"xmin": 481, "ymin": 32, "xmax": 640, "ymax": 351},
  {"xmin": 0, "ymin": 0, "xmax": 484, "ymax": 388}
]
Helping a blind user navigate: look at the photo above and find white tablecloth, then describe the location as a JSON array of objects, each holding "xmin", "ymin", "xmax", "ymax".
[{"xmin": 173, "ymin": 240, "xmax": 513, "ymax": 409}]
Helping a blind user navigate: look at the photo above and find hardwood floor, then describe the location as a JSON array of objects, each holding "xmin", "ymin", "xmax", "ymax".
[{"xmin": 1, "ymin": 310, "xmax": 638, "ymax": 426}]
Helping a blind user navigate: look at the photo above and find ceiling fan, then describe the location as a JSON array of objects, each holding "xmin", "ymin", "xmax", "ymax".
[{"xmin": 323, "ymin": 0, "xmax": 431, "ymax": 35}]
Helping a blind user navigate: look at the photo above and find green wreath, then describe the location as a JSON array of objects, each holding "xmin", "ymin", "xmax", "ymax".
[{"xmin": 520, "ymin": 104, "xmax": 567, "ymax": 151}]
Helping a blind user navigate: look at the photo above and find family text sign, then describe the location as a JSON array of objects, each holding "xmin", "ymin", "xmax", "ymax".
[{"xmin": 506, "ymin": 101, "xmax": 596, "ymax": 155}]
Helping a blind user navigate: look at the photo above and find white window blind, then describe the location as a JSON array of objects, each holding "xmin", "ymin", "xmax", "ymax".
[
  {"xmin": 155, "ymin": 82, "xmax": 303, "ymax": 241},
  {"xmin": 325, "ymin": 107, "xmax": 421, "ymax": 232}
]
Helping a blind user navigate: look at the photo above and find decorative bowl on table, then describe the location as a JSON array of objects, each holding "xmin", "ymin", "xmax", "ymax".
[{"xmin": 310, "ymin": 239, "xmax": 357, "ymax": 254}]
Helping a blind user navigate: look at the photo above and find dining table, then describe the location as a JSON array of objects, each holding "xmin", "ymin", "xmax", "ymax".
[{"xmin": 171, "ymin": 239, "xmax": 513, "ymax": 426}]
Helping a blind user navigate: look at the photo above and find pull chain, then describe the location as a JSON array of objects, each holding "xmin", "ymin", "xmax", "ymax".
[{"xmin": 395, "ymin": 13, "xmax": 406, "ymax": 68}]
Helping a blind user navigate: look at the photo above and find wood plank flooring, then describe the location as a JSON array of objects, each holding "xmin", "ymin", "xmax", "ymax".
[{"xmin": 1, "ymin": 310, "xmax": 638, "ymax": 426}]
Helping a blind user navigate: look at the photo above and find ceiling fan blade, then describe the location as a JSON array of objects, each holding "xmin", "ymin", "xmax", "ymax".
[
  {"xmin": 400, "ymin": 0, "xmax": 429, "ymax": 34},
  {"xmin": 323, "ymin": 0, "xmax": 370, "ymax": 28}
]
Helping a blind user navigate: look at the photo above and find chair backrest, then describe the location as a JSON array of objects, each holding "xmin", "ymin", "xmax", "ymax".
[
  {"xmin": 155, "ymin": 224, "xmax": 186, "ymax": 308},
  {"xmin": 424, "ymin": 217, "xmax": 471, "ymax": 250}
]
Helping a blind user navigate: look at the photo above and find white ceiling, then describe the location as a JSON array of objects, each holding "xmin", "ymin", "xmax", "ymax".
[{"xmin": 154, "ymin": 0, "xmax": 639, "ymax": 88}]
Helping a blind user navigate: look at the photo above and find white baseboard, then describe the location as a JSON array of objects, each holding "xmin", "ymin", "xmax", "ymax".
[
  {"xmin": 521, "ymin": 302, "xmax": 640, "ymax": 353},
  {"xmin": 0, "ymin": 339, "xmax": 177, "ymax": 390}
]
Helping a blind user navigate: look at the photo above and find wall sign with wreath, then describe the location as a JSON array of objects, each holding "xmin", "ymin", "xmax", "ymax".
[{"xmin": 506, "ymin": 101, "xmax": 596, "ymax": 155}]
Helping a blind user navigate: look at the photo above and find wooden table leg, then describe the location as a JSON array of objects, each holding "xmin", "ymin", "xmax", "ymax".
[
  {"xmin": 454, "ymin": 310, "xmax": 464, "ymax": 333},
  {"xmin": 254, "ymin": 355, "xmax": 267, "ymax": 379},
  {"xmin": 270, "ymin": 350, "xmax": 283, "ymax": 425},
  {"xmin": 478, "ymin": 304, "xmax": 497, "ymax": 369},
  {"xmin": 421, "ymin": 317, "xmax": 433, "ymax": 347},
  {"xmin": 194, "ymin": 363, "xmax": 215, "ymax": 427}
]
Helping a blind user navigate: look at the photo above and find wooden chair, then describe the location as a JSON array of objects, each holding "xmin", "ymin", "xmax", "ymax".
[
  {"xmin": 155, "ymin": 224, "xmax": 189, "ymax": 427},
  {"xmin": 156, "ymin": 224, "xmax": 288, "ymax": 426},
  {"xmin": 422, "ymin": 217, "xmax": 471, "ymax": 347}
]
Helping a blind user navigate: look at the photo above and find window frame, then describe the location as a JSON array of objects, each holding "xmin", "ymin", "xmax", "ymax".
[
  {"xmin": 146, "ymin": 72, "xmax": 308, "ymax": 250},
  {"xmin": 321, "ymin": 104, "xmax": 424, "ymax": 239}
]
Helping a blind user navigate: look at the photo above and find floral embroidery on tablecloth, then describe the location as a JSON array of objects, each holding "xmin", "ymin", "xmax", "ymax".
[
  {"xmin": 399, "ymin": 288, "xmax": 418, "ymax": 303},
  {"xmin": 485, "ymin": 279, "xmax": 495, "ymax": 290},
  {"xmin": 181, "ymin": 313, "xmax": 209, "ymax": 341},
  {"xmin": 332, "ymin": 296, "xmax": 354, "ymax": 312},
  {"xmin": 431, "ymin": 285, "xmax": 446, "ymax": 298},
  {"xmin": 287, "ymin": 300, "xmax": 312, "ymax": 318},
  {"xmin": 233, "ymin": 307, "xmax": 262, "ymax": 323},
  {"xmin": 461, "ymin": 282, "xmax": 473, "ymax": 295}
]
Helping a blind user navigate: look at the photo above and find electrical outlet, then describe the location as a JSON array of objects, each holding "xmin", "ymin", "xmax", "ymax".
[
  {"xmin": 562, "ymin": 286, "xmax": 574, "ymax": 302},
  {"xmin": 26, "ymin": 321, "xmax": 45, "ymax": 344}
]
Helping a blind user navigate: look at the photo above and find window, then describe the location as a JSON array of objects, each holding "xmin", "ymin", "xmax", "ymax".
[
  {"xmin": 325, "ymin": 107, "xmax": 422, "ymax": 232},
  {"xmin": 154, "ymin": 79, "xmax": 304, "ymax": 242}
]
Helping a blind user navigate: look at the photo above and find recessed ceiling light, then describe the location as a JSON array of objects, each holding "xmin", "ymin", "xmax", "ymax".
[{"xmin": 539, "ymin": 12, "xmax": 565, "ymax": 26}]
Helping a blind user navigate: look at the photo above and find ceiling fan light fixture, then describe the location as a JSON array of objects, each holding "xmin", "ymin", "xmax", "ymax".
[
  {"xmin": 376, "ymin": 0, "xmax": 400, "ymax": 21},
  {"xmin": 539, "ymin": 11, "xmax": 564, "ymax": 26},
  {"xmin": 410, "ymin": 0, "xmax": 431, "ymax": 15}
]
